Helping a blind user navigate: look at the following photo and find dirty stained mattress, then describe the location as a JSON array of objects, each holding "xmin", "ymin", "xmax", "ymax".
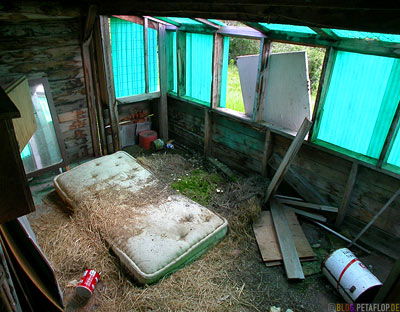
[{"xmin": 53, "ymin": 151, "xmax": 228, "ymax": 284}]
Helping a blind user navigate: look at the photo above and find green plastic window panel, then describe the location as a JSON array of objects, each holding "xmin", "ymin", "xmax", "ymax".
[
  {"xmin": 259, "ymin": 23, "xmax": 316, "ymax": 34},
  {"xmin": 167, "ymin": 17, "xmax": 202, "ymax": 25},
  {"xmin": 110, "ymin": 17, "xmax": 159, "ymax": 98},
  {"xmin": 166, "ymin": 31, "xmax": 177, "ymax": 93},
  {"xmin": 386, "ymin": 125, "xmax": 400, "ymax": 168},
  {"xmin": 219, "ymin": 36, "xmax": 230, "ymax": 108},
  {"xmin": 208, "ymin": 19, "xmax": 226, "ymax": 26},
  {"xmin": 185, "ymin": 33, "xmax": 213, "ymax": 105},
  {"xmin": 314, "ymin": 51, "xmax": 400, "ymax": 162},
  {"xmin": 148, "ymin": 27, "xmax": 159, "ymax": 92},
  {"xmin": 331, "ymin": 29, "xmax": 400, "ymax": 43},
  {"xmin": 21, "ymin": 144, "xmax": 31, "ymax": 159}
]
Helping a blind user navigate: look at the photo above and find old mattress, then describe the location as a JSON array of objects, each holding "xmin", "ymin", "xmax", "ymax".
[{"xmin": 53, "ymin": 151, "xmax": 228, "ymax": 284}]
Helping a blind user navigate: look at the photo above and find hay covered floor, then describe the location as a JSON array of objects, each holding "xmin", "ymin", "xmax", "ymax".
[{"xmin": 28, "ymin": 146, "xmax": 344, "ymax": 312}]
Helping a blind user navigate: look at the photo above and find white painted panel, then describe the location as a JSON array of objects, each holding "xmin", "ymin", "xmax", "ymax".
[
  {"xmin": 263, "ymin": 51, "xmax": 311, "ymax": 132},
  {"xmin": 236, "ymin": 55, "xmax": 258, "ymax": 117},
  {"xmin": 236, "ymin": 51, "xmax": 311, "ymax": 130}
]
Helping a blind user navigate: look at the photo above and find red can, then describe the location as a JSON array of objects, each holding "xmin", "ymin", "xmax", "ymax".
[{"xmin": 76, "ymin": 269, "xmax": 100, "ymax": 297}]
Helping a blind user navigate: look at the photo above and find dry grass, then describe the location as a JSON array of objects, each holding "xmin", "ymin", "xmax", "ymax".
[{"xmin": 30, "ymin": 153, "xmax": 268, "ymax": 312}]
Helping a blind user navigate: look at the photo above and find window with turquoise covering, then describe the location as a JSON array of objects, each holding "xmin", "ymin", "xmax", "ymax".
[
  {"xmin": 313, "ymin": 51, "xmax": 400, "ymax": 164},
  {"xmin": 185, "ymin": 33, "xmax": 213, "ymax": 104},
  {"xmin": 110, "ymin": 17, "xmax": 159, "ymax": 98}
]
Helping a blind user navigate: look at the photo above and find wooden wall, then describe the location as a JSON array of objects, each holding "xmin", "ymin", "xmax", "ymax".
[
  {"xmin": 0, "ymin": 17, "xmax": 92, "ymax": 162},
  {"xmin": 168, "ymin": 97, "xmax": 400, "ymax": 255}
]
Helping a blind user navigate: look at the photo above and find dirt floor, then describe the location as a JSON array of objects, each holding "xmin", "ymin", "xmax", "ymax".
[{"xmin": 27, "ymin": 145, "xmax": 394, "ymax": 312}]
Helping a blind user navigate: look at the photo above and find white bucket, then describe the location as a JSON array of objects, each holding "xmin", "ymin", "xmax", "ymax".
[{"xmin": 321, "ymin": 248, "xmax": 382, "ymax": 303}]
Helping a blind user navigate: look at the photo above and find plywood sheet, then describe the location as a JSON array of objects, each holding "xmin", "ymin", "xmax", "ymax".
[
  {"xmin": 236, "ymin": 55, "xmax": 258, "ymax": 117},
  {"xmin": 6, "ymin": 77, "xmax": 36, "ymax": 152},
  {"xmin": 253, "ymin": 208, "xmax": 315, "ymax": 263}
]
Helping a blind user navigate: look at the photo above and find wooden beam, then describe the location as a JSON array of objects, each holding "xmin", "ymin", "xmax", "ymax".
[
  {"xmin": 143, "ymin": 17, "xmax": 149, "ymax": 94},
  {"xmin": 83, "ymin": 5, "xmax": 97, "ymax": 43},
  {"xmin": 377, "ymin": 101, "xmax": 400, "ymax": 168},
  {"xmin": 155, "ymin": 17, "xmax": 181, "ymax": 27},
  {"xmin": 261, "ymin": 129, "xmax": 272, "ymax": 176},
  {"xmin": 204, "ymin": 110, "xmax": 212, "ymax": 156},
  {"xmin": 310, "ymin": 27, "xmax": 339, "ymax": 40},
  {"xmin": 308, "ymin": 47, "xmax": 330, "ymax": 141},
  {"xmin": 158, "ymin": 24, "xmax": 169, "ymax": 141},
  {"xmin": 194, "ymin": 18, "xmax": 220, "ymax": 29},
  {"xmin": 90, "ymin": 24, "xmax": 107, "ymax": 156},
  {"xmin": 252, "ymin": 39, "xmax": 271, "ymax": 122},
  {"xmin": 177, "ymin": 30, "xmax": 186, "ymax": 97},
  {"xmin": 310, "ymin": 48, "xmax": 337, "ymax": 142},
  {"xmin": 144, "ymin": 16, "xmax": 175, "ymax": 26},
  {"xmin": 270, "ymin": 199, "xmax": 304, "ymax": 280},
  {"xmin": 217, "ymin": 26, "xmax": 267, "ymax": 39},
  {"xmin": 335, "ymin": 162, "xmax": 358, "ymax": 227},
  {"xmin": 211, "ymin": 33, "xmax": 224, "ymax": 108},
  {"xmin": 100, "ymin": 16, "xmax": 120, "ymax": 152},
  {"xmin": 265, "ymin": 118, "xmax": 312, "ymax": 204},
  {"xmin": 117, "ymin": 92, "xmax": 160, "ymax": 104},
  {"xmin": 277, "ymin": 198, "xmax": 338, "ymax": 213}
]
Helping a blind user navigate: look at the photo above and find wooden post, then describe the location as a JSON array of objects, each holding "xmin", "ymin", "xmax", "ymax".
[
  {"xmin": 335, "ymin": 162, "xmax": 358, "ymax": 227},
  {"xmin": 92, "ymin": 17, "xmax": 108, "ymax": 156},
  {"xmin": 177, "ymin": 30, "xmax": 186, "ymax": 97},
  {"xmin": 158, "ymin": 23, "xmax": 169, "ymax": 141},
  {"xmin": 204, "ymin": 110, "xmax": 212, "ymax": 156},
  {"xmin": 261, "ymin": 129, "xmax": 272, "ymax": 176},
  {"xmin": 308, "ymin": 47, "xmax": 330, "ymax": 141},
  {"xmin": 264, "ymin": 118, "xmax": 312, "ymax": 204},
  {"xmin": 143, "ymin": 17, "xmax": 149, "ymax": 94},
  {"xmin": 252, "ymin": 39, "xmax": 271, "ymax": 122},
  {"xmin": 81, "ymin": 6, "xmax": 100, "ymax": 157},
  {"xmin": 377, "ymin": 100, "xmax": 400, "ymax": 168},
  {"xmin": 309, "ymin": 48, "xmax": 337, "ymax": 142},
  {"xmin": 211, "ymin": 33, "xmax": 224, "ymax": 108},
  {"xmin": 100, "ymin": 16, "xmax": 120, "ymax": 152}
]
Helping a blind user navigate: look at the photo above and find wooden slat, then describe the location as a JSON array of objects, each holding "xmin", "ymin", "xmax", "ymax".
[
  {"xmin": 289, "ymin": 207, "xmax": 327, "ymax": 223},
  {"xmin": 274, "ymin": 194, "xmax": 304, "ymax": 202},
  {"xmin": 100, "ymin": 16, "xmax": 120, "ymax": 152},
  {"xmin": 253, "ymin": 210, "xmax": 315, "ymax": 263},
  {"xmin": 194, "ymin": 18, "xmax": 220, "ymax": 29},
  {"xmin": 269, "ymin": 153, "xmax": 330, "ymax": 205},
  {"xmin": 277, "ymin": 198, "xmax": 338, "ymax": 213},
  {"xmin": 143, "ymin": 17, "xmax": 149, "ymax": 94},
  {"xmin": 158, "ymin": 23, "xmax": 169, "ymax": 141},
  {"xmin": 265, "ymin": 118, "xmax": 312, "ymax": 203},
  {"xmin": 270, "ymin": 199, "xmax": 304, "ymax": 279},
  {"xmin": 252, "ymin": 39, "xmax": 271, "ymax": 122},
  {"xmin": 377, "ymin": 100, "xmax": 400, "ymax": 168},
  {"xmin": 335, "ymin": 162, "xmax": 359, "ymax": 227},
  {"xmin": 261, "ymin": 129, "xmax": 272, "ymax": 176}
]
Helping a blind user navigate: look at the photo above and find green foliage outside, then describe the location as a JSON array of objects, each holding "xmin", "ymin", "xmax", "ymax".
[
  {"xmin": 226, "ymin": 64, "xmax": 245, "ymax": 113},
  {"xmin": 171, "ymin": 169, "xmax": 225, "ymax": 206}
]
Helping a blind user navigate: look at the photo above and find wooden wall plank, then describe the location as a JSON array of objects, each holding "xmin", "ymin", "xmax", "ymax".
[{"xmin": 177, "ymin": 30, "xmax": 186, "ymax": 97}]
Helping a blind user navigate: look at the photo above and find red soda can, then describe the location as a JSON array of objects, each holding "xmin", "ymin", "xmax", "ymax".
[{"xmin": 76, "ymin": 269, "xmax": 100, "ymax": 297}]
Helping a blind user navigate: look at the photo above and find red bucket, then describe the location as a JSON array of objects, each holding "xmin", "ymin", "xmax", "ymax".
[
  {"xmin": 139, "ymin": 130, "xmax": 157, "ymax": 150},
  {"xmin": 76, "ymin": 269, "xmax": 100, "ymax": 297}
]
